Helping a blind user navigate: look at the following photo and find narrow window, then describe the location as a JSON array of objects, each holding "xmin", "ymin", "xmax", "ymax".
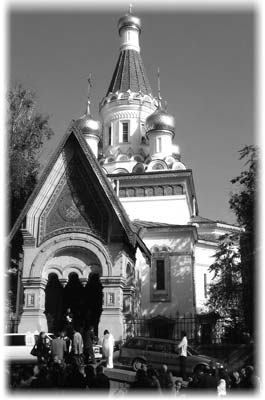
[
  {"xmin": 122, "ymin": 122, "xmax": 129, "ymax": 142},
  {"xmin": 204, "ymin": 273, "xmax": 207, "ymax": 298},
  {"xmin": 156, "ymin": 137, "xmax": 162, "ymax": 152},
  {"xmin": 108, "ymin": 126, "xmax": 112, "ymax": 146},
  {"xmin": 156, "ymin": 259, "xmax": 165, "ymax": 290}
]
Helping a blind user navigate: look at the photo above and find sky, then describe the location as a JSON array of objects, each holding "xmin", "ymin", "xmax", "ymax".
[{"xmin": 6, "ymin": 0, "xmax": 256, "ymax": 224}]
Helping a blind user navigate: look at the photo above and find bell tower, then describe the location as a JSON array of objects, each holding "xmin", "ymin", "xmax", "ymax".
[{"xmin": 99, "ymin": 8, "xmax": 157, "ymax": 174}]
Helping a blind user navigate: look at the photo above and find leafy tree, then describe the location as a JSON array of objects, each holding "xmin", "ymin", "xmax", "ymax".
[
  {"xmin": 7, "ymin": 84, "xmax": 54, "ymax": 323},
  {"xmin": 207, "ymin": 145, "xmax": 258, "ymax": 337},
  {"xmin": 229, "ymin": 145, "xmax": 258, "ymax": 336},
  {"xmin": 8, "ymin": 84, "xmax": 54, "ymax": 230},
  {"xmin": 208, "ymin": 233, "xmax": 242, "ymax": 319}
]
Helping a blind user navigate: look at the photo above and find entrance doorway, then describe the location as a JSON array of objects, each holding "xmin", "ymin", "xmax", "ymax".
[{"xmin": 45, "ymin": 272, "xmax": 103, "ymax": 337}]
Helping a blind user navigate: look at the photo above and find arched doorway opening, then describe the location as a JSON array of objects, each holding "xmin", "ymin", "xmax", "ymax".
[
  {"xmin": 45, "ymin": 271, "xmax": 103, "ymax": 337},
  {"xmin": 45, "ymin": 273, "xmax": 64, "ymax": 334},
  {"xmin": 43, "ymin": 246, "xmax": 104, "ymax": 337}
]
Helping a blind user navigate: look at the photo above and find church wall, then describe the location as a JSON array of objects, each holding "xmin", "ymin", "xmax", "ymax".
[
  {"xmin": 140, "ymin": 253, "xmax": 195, "ymax": 317},
  {"xmin": 120, "ymin": 195, "xmax": 191, "ymax": 224},
  {"xmin": 137, "ymin": 231, "xmax": 196, "ymax": 318},
  {"xmin": 193, "ymin": 242, "xmax": 217, "ymax": 313}
]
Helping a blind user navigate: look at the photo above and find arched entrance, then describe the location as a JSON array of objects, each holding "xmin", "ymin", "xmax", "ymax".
[
  {"xmin": 43, "ymin": 246, "xmax": 103, "ymax": 336},
  {"xmin": 45, "ymin": 271, "xmax": 103, "ymax": 336}
]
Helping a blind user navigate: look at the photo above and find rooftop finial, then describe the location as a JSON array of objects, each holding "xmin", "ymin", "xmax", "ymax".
[
  {"xmin": 87, "ymin": 73, "xmax": 92, "ymax": 98},
  {"xmin": 165, "ymin": 100, "xmax": 168, "ymax": 112},
  {"xmin": 86, "ymin": 73, "xmax": 92, "ymax": 115},
  {"xmin": 157, "ymin": 67, "xmax": 162, "ymax": 108},
  {"xmin": 129, "ymin": 3, "xmax": 133, "ymax": 14}
]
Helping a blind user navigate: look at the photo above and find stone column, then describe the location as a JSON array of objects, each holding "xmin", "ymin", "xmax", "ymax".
[
  {"xmin": 18, "ymin": 278, "xmax": 48, "ymax": 333},
  {"xmin": 98, "ymin": 277, "xmax": 125, "ymax": 342}
]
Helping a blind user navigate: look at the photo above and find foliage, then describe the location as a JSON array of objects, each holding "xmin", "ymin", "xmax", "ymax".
[
  {"xmin": 7, "ymin": 84, "xmax": 54, "ymax": 319},
  {"xmin": 207, "ymin": 233, "xmax": 243, "ymax": 319},
  {"xmin": 207, "ymin": 145, "xmax": 258, "ymax": 336},
  {"xmin": 8, "ymin": 84, "xmax": 54, "ymax": 229},
  {"xmin": 229, "ymin": 145, "xmax": 257, "ymax": 231},
  {"xmin": 229, "ymin": 145, "xmax": 258, "ymax": 336}
]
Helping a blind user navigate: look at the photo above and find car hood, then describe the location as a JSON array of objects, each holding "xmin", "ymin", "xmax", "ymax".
[{"xmin": 190, "ymin": 354, "xmax": 223, "ymax": 367}]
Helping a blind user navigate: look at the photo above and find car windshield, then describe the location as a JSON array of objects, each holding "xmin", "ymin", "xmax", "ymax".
[{"xmin": 187, "ymin": 346, "xmax": 199, "ymax": 356}]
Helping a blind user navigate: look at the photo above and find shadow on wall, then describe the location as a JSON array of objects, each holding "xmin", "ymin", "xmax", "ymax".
[{"xmin": 140, "ymin": 253, "xmax": 194, "ymax": 317}]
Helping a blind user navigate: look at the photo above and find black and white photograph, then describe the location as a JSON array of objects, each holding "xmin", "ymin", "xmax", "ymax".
[{"xmin": 3, "ymin": 0, "xmax": 260, "ymax": 396}]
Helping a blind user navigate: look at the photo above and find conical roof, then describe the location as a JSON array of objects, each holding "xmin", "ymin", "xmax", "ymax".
[{"xmin": 107, "ymin": 49, "xmax": 152, "ymax": 96}]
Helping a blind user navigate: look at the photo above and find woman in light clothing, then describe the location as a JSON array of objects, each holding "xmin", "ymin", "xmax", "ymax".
[
  {"xmin": 178, "ymin": 330, "xmax": 188, "ymax": 381},
  {"xmin": 101, "ymin": 329, "xmax": 114, "ymax": 368}
]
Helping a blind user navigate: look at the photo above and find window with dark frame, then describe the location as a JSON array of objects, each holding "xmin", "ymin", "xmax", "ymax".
[
  {"xmin": 108, "ymin": 126, "xmax": 112, "ymax": 145},
  {"xmin": 204, "ymin": 273, "xmax": 208, "ymax": 298},
  {"xmin": 122, "ymin": 122, "xmax": 129, "ymax": 142},
  {"xmin": 156, "ymin": 259, "xmax": 165, "ymax": 290}
]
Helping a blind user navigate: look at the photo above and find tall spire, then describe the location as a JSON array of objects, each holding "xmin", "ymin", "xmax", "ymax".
[
  {"xmin": 157, "ymin": 67, "xmax": 162, "ymax": 109},
  {"xmin": 105, "ymin": 9, "xmax": 152, "ymax": 96},
  {"xmin": 85, "ymin": 73, "xmax": 92, "ymax": 115}
]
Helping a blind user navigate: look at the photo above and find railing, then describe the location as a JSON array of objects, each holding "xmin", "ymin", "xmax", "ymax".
[{"xmin": 122, "ymin": 314, "xmax": 230, "ymax": 345}]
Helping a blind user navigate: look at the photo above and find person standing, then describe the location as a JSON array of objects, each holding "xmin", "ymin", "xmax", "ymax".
[
  {"xmin": 35, "ymin": 331, "xmax": 50, "ymax": 364},
  {"xmin": 63, "ymin": 307, "xmax": 74, "ymax": 337},
  {"xmin": 72, "ymin": 327, "xmax": 84, "ymax": 366},
  {"xmin": 101, "ymin": 330, "xmax": 114, "ymax": 368},
  {"xmin": 50, "ymin": 331, "xmax": 67, "ymax": 364},
  {"xmin": 178, "ymin": 330, "xmax": 188, "ymax": 381},
  {"xmin": 83, "ymin": 326, "xmax": 95, "ymax": 364}
]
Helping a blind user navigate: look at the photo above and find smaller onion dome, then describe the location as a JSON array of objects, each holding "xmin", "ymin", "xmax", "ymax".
[
  {"xmin": 145, "ymin": 108, "xmax": 175, "ymax": 136},
  {"xmin": 172, "ymin": 144, "xmax": 181, "ymax": 159},
  {"xmin": 118, "ymin": 13, "xmax": 141, "ymax": 35},
  {"xmin": 75, "ymin": 101, "xmax": 102, "ymax": 137}
]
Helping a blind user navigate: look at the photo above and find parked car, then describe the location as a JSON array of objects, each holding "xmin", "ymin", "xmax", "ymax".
[
  {"xmin": 118, "ymin": 336, "xmax": 223, "ymax": 375},
  {"xmin": 4, "ymin": 332, "xmax": 55, "ymax": 364}
]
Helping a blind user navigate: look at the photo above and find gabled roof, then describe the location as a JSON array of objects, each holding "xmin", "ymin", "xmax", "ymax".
[
  {"xmin": 190, "ymin": 215, "xmax": 216, "ymax": 224},
  {"xmin": 133, "ymin": 220, "xmax": 174, "ymax": 228},
  {"xmin": 107, "ymin": 49, "xmax": 152, "ymax": 95},
  {"xmin": 190, "ymin": 215, "xmax": 241, "ymax": 231},
  {"xmin": 8, "ymin": 122, "xmax": 150, "ymax": 259}
]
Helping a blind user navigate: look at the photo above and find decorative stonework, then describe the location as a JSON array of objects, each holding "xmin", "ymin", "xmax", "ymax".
[
  {"xmin": 38, "ymin": 155, "xmax": 109, "ymax": 244},
  {"xmin": 119, "ymin": 184, "xmax": 184, "ymax": 198}
]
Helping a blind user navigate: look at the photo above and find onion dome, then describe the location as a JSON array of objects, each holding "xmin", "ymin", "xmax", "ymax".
[
  {"xmin": 145, "ymin": 108, "xmax": 175, "ymax": 136},
  {"xmin": 118, "ymin": 12, "xmax": 141, "ymax": 35},
  {"xmin": 76, "ymin": 108, "xmax": 102, "ymax": 137},
  {"xmin": 75, "ymin": 79, "xmax": 101, "ymax": 137}
]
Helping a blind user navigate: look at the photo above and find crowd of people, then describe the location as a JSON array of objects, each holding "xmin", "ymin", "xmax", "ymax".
[
  {"xmin": 6, "ymin": 322, "xmax": 260, "ymax": 394},
  {"xmin": 7, "ymin": 326, "xmax": 113, "ymax": 391},
  {"xmin": 8, "ymin": 362, "xmax": 110, "ymax": 390},
  {"xmin": 130, "ymin": 362, "xmax": 260, "ymax": 395}
]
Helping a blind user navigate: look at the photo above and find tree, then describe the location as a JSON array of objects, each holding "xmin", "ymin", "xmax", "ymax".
[
  {"xmin": 8, "ymin": 84, "xmax": 54, "ymax": 229},
  {"xmin": 208, "ymin": 233, "xmax": 242, "ymax": 319},
  {"xmin": 229, "ymin": 145, "xmax": 258, "ymax": 336},
  {"xmin": 7, "ymin": 84, "xmax": 54, "ymax": 324},
  {"xmin": 207, "ymin": 145, "xmax": 258, "ymax": 338}
]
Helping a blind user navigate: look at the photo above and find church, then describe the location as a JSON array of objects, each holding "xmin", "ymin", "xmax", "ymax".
[{"xmin": 10, "ymin": 9, "xmax": 241, "ymax": 342}]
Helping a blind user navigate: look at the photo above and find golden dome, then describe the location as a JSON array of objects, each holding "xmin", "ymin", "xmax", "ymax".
[
  {"xmin": 145, "ymin": 108, "xmax": 175, "ymax": 136},
  {"xmin": 76, "ymin": 109, "xmax": 102, "ymax": 137},
  {"xmin": 118, "ymin": 13, "xmax": 141, "ymax": 34}
]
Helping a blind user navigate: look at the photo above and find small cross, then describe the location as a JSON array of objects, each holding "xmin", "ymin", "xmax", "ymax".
[
  {"xmin": 87, "ymin": 73, "xmax": 92, "ymax": 97},
  {"xmin": 129, "ymin": 3, "xmax": 133, "ymax": 14}
]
